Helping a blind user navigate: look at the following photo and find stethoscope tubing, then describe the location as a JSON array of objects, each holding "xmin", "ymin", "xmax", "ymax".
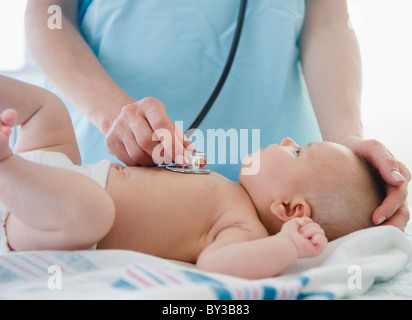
[{"xmin": 185, "ymin": 0, "xmax": 248, "ymax": 138}]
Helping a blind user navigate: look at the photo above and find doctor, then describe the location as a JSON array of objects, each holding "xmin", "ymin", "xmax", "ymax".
[{"xmin": 26, "ymin": 0, "xmax": 409, "ymax": 229}]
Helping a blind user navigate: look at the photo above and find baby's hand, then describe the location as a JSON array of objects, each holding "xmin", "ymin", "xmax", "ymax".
[
  {"xmin": 279, "ymin": 218, "xmax": 328, "ymax": 259},
  {"xmin": 0, "ymin": 109, "xmax": 17, "ymax": 162}
]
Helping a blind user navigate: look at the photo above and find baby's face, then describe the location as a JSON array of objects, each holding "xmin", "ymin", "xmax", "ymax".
[{"xmin": 239, "ymin": 138, "xmax": 352, "ymax": 212}]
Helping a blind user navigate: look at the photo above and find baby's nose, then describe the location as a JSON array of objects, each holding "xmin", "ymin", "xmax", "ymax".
[{"xmin": 280, "ymin": 137, "xmax": 299, "ymax": 147}]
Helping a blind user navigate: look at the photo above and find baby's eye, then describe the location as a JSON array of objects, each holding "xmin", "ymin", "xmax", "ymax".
[{"xmin": 295, "ymin": 148, "xmax": 302, "ymax": 156}]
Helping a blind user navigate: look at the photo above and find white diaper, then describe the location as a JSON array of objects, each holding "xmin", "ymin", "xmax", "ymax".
[{"xmin": 0, "ymin": 150, "xmax": 112, "ymax": 254}]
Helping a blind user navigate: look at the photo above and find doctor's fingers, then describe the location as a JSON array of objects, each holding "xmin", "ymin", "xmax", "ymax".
[
  {"xmin": 365, "ymin": 140, "xmax": 408, "ymax": 186},
  {"xmin": 372, "ymin": 181, "xmax": 409, "ymax": 227},
  {"xmin": 174, "ymin": 123, "xmax": 198, "ymax": 158},
  {"xmin": 105, "ymin": 131, "xmax": 152, "ymax": 167},
  {"xmin": 379, "ymin": 201, "xmax": 410, "ymax": 232},
  {"xmin": 105, "ymin": 120, "xmax": 156, "ymax": 167},
  {"xmin": 398, "ymin": 160, "xmax": 411, "ymax": 183},
  {"xmin": 129, "ymin": 117, "xmax": 171, "ymax": 166},
  {"xmin": 371, "ymin": 159, "xmax": 410, "ymax": 225},
  {"xmin": 144, "ymin": 107, "xmax": 189, "ymax": 167},
  {"xmin": 105, "ymin": 134, "xmax": 133, "ymax": 166},
  {"xmin": 126, "ymin": 129, "xmax": 160, "ymax": 167}
]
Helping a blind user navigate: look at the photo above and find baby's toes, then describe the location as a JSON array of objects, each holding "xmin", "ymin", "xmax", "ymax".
[{"xmin": 0, "ymin": 109, "xmax": 17, "ymax": 127}]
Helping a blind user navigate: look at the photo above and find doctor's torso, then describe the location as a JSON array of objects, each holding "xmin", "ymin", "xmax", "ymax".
[{"xmin": 59, "ymin": 0, "xmax": 322, "ymax": 180}]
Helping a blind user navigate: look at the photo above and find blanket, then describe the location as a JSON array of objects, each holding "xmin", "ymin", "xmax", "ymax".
[{"xmin": 0, "ymin": 225, "xmax": 411, "ymax": 300}]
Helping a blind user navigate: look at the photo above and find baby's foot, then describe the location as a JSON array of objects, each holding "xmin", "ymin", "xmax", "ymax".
[{"xmin": 0, "ymin": 109, "xmax": 17, "ymax": 162}]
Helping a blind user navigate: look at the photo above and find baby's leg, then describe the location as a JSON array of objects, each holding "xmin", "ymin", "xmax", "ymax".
[
  {"xmin": 0, "ymin": 110, "xmax": 115, "ymax": 251},
  {"xmin": 0, "ymin": 75, "xmax": 80, "ymax": 164}
]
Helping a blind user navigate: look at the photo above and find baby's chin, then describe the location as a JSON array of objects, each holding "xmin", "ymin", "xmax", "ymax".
[{"xmin": 239, "ymin": 151, "xmax": 262, "ymax": 178}]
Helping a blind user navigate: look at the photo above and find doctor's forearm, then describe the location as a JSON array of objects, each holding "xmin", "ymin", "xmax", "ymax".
[
  {"xmin": 300, "ymin": 22, "xmax": 364, "ymax": 144},
  {"xmin": 25, "ymin": 0, "xmax": 135, "ymax": 135}
]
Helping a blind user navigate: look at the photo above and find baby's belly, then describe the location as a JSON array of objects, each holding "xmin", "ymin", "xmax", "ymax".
[{"xmin": 97, "ymin": 164, "xmax": 224, "ymax": 263}]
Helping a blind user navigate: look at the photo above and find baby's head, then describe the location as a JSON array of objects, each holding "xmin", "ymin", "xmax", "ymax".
[{"xmin": 239, "ymin": 138, "xmax": 384, "ymax": 241}]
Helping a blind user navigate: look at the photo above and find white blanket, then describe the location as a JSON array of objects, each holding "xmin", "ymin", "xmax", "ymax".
[{"xmin": 0, "ymin": 225, "xmax": 411, "ymax": 300}]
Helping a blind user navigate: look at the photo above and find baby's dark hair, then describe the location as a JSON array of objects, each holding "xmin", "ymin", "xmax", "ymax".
[{"xmin": 302, "ymin": 150, "xmax": 385, "ymax": 241}]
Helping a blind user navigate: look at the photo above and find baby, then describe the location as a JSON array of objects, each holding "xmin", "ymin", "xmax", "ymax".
[{"xmin": 0, "ymin": 75, "xmax": 383, "ymax": 279}]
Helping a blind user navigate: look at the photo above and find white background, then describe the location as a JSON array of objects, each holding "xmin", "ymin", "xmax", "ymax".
[
  {"xmin": 348, "ymin": 0, "xmax": 412, "ymax": 205},
  {"xmin": 1, "ymin": 0, "xmax": 411, "ymax": 204}
]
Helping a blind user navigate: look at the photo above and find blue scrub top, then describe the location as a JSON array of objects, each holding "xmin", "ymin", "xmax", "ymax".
[{"xmin": 48, "ymin": 0, "xmax": 322, "ymax": 181}]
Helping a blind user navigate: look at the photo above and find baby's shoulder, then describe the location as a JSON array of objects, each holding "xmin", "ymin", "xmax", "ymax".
[
  {"xmin": 210, "ymin": 209, "xmax": 269, "ymax": 245},
  {"xmin": 211, "ymin": 191, "xmax": 267, "ymax": 239},
  {"xmin": 201, "ymin": 174, "xmax": 267, "ymax": 235},
  {"xmin": 220, "ymin": 180, "xmax": 257, "ymax": 214}
]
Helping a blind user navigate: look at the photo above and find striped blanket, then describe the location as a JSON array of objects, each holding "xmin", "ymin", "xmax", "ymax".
[{"xmin": 1, "ymin": 225, "xmax": 411, "ymax": 300}]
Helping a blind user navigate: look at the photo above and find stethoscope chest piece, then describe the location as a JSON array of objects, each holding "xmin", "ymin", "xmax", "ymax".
[{"xmin": 165, "ymin": 151, "xmax": 211, "ymax": 175}]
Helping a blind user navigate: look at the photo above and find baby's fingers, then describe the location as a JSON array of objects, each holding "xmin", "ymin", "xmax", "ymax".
[
  {"xmin": 311, "ymin": 234, "xmax": 328, "ymax": 254},
  {"xmin": 282, "ymin": 217, "xmax": 312, "ymax": 234},
  {"xmin": 300, "ymin": 222, "xmax": 325, "ymax": 239}
]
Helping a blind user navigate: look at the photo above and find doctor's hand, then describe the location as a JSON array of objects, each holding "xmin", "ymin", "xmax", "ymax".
[
  {"xmin": 105, "ymin": 98, "xmax": 194, "ymax": 167},
  {"xmin": 345, "ymin": 138, "xmax": 410, "ymax": 231}
]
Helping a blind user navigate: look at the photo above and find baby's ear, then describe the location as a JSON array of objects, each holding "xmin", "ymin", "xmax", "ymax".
[{"xmin": 270, "ymin": 198, "xmax": 311, "ymax": 222}]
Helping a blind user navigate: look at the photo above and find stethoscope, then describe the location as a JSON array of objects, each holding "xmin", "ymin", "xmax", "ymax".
[{"xmin": 165, "ymin": 0, "xmax": 248, "ymax": 175}]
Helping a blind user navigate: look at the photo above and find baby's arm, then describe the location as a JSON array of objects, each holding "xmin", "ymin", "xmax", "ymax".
[{"xmin": 197, "ymin": 218, "xmax": 327, "ymax": 279}]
